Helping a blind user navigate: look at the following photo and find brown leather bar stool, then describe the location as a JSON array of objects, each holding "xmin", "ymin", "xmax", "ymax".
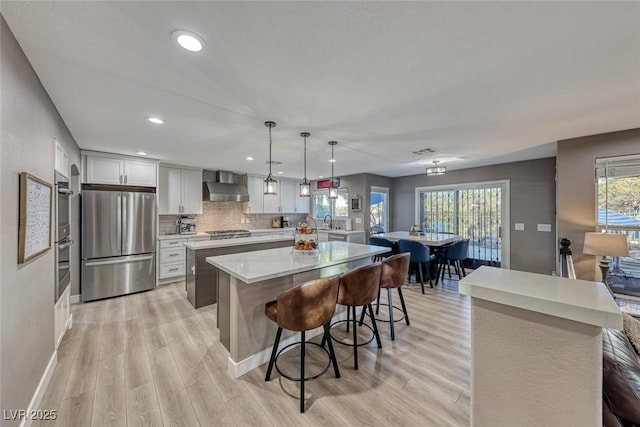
[
  {"xmin": 360, "ymin": 253, "xmax": 411, "ymax": 341},
  {"xmin": 264, "ymin": 276, "xmax": 341, "ymax": 413},
  {"xmin": 323, "ymin": 263, "xmax": 382, "ymax": 370}
]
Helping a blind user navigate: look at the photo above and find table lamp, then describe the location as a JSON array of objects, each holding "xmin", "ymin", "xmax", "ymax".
[{"xmin": 583, "ymin": 232, "xmax": 629, "ymax": 290}]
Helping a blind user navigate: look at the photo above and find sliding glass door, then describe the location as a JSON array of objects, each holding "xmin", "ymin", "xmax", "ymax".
[{"xmin": 416, "ymin": 181, "xmax": 509, "ymax": 268}]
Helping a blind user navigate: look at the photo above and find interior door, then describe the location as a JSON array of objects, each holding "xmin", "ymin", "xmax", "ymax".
[
  {"xmin": 122, "ymin": 192, "xmax": 157, "ymax": 255},
  {"xmin": 82, "ymin": 190, "xmax": 121, "ymax": 259}
]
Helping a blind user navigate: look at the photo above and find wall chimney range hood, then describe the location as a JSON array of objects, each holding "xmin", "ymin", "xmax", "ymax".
[{"xmin": 203, "ymin": 171, "xmax": 249, "ymax": 202}]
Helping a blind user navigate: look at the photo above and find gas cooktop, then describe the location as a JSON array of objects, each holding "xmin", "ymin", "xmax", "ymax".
[{"xmin": 205, "ymin": 229, "xmax": 251, "ymax": 240}]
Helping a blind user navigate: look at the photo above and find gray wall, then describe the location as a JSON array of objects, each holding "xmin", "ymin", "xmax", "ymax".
[
  {"xmin": 392, "ymin": 157, "xmax": 557, "ymax": 274},
  {"xmin": 311, "ymin": 173, "xmax": 393, "ymax": 241},
  {"xmin": 1, "ymin": 17, "xmax": 80, "ymax": 424},
  {"xmin": 557, "ymin": 128, "xmax": 640, "ymax": 281}
]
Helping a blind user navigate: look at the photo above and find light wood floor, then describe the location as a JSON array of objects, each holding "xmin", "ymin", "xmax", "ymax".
[{"xmin": 35, "ymin": 277, "xmax": 470, "ymax": 426}]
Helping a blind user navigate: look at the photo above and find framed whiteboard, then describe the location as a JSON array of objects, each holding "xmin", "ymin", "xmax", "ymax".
[{"xmin": 18, "ymin": 172, "xmax": 52, "ymax": 264}]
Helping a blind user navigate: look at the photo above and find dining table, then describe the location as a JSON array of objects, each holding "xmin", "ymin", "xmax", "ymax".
[
  {"xmin": 373, "ymin": 231, "xmax": 461, "ymax": 247},
  {"xmin": 373, "ymin": 231, "xmax": 463, "ymax": 285}
]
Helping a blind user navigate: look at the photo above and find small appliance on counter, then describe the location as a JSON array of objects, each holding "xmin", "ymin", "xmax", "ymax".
[
  {"xmin": 281, "ymin": 216, "xmax": 289, "ymax": 228},
  {"xmin": 272, "ymin": 217, "xmax": 281, "ymax": 228},
  {"xmin": 178, "ymin": 217, "xmax": 197, "ymax": 234}
]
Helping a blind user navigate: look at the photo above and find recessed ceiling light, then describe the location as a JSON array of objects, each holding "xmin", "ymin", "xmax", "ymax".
[
  {"xmin": 145, "ymin": 116, "xmax": 163, "ymax": 125},
  {"xmin": 329, "ymin": 159, "xmax": 336, "ymax": 163},
  {"xmin": 171, "ymin": 30, "xmax": 206, "ymax": 52},
  {"xmin": 245, "ymin": 156, "xmax": 254, "ymax": 161},
  {"xmin": 278, "ymin": 171, "xmax": 284, "ymax": 174},
  {"xmin": 136, "ymin": 151, "xmax": 148, "ymax": 156},
  {"xmin": 319, "ymin": 175, "xmax": 324, "ymax": 178}
]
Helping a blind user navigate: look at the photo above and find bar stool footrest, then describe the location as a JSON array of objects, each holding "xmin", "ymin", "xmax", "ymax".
[
  {"xmin": 328, "ymin": 319, "xmax": 375, "ymax": 347},
  {"xmin": 367, "ymin": 302, "xmax": 406, "ymax": 323},
  {"xmin": 275, "ymin": 341, "xmax": 331, "ymax": 382}
]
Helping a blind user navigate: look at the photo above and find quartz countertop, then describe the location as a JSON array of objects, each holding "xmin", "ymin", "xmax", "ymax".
[
  {"xmin": 317, "ymin": 229, "xmax": 365, "ymax": 235},
  {"xmin": 184, "ymin": 235, "xmax": 293, "ymax": 250},
  {"xmin": 249, "ymin": 228, "xmax": 296, "ymax": 233},
  {"xmin": 158, "ymin": 232, "xmax": 209, "ymax": 240},
  {"xmin": 458, "ymin": 266, "xmax": 623, "ymax": 329},
  {"xmin": 206, "ymin": 241, "xmax": 389, "ymax": 283}
]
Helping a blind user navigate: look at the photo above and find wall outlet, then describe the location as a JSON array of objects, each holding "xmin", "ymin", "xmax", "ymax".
[
  {"xmin": 515, "ymin": 223, "xmax": 525, "ymax": 231},
  {"xmin": 537, "ymin": 224, "xmax": 552, "ymax": 232},
  {"xmin": 355, "ymin": 218, "xmax": 362, "ymax": 224}
]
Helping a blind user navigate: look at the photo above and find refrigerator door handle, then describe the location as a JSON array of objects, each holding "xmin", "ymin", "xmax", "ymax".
[
  {"xmin": 122, "ymin": 193, "xmax": 128, "ymax": 254},
  {"xmin": 84, "ymin": 254, "xmax": 153, "ymax": 267},
  {"xmin": 116, "ymin": 194, "xmax": 122, "ymax": 253}
]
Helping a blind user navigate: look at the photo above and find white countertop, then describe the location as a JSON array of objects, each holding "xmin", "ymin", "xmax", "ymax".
[
  {"xmin": 158, "ymin": 232, "xmax": 209, "ymax": 240},
  {"xmin": 184, "ymin": 235, "xmax": 293, "ymax": 250},
  {"xmin": 317, "ymin": 229, "xmax": 365, "ymax": 235},
  {"xmin": 458, "ymin": 266, "xmax": 623, "ymax": 329},
  {"xmin": 375, "ymin": 231, "xmax": 460, "ymax": 246},
  {"xmin": 206, "ymin": 241, "xmax": 390, "ymax": 283},
  {"xmin": 249, "ymin": 228, "xmax": 296, "ymax": 233}
]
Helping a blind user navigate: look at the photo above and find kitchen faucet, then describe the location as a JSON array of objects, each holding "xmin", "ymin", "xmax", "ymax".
[{"xmin": 323, "ymin": 214, "xmax": 333, "ymax": 230}]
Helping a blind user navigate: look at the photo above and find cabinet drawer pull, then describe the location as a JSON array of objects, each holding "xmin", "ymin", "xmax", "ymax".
[
  {"xmin": 168, "ymin": 241, "xmax": 180, "ymax": 245},
  {"xmin": 168, "ymin": 253, "xmax": 180, "ymax": 257},
  {"xmin": 169, "ymin": 268, "xmax": 179, "ymax": 272}
]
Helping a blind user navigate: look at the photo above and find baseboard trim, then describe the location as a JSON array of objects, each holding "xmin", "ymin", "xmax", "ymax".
[
  {"xmin": 65, "ymin": 313, "xmax": 73, "ymax": 330},
  {"xmin": 227, "ymin": 309, "xmax": 352, "ymax": 379},
  {"xmin": 70, "ymin": 294, "xmax": 80, "ymax": 304},
  {"xmin": 20, "ymin": 351, "xmax": 57, "ymax": 427}
]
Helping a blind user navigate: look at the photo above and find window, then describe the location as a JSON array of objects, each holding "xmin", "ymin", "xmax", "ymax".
[
  {"xmin": 312, "ymin": 189, "xmax": 349, "ymax": 219},
  {"xmin": 596, "ymin": 155, "xmax": 640, "ymax": 297},
  {"xmin": 370, "ymin": 187, "xmax": 389, "ymax": 233},
  {"xmin": 416, "ymin": 180, "xmax": 509, "ymax": 268}
]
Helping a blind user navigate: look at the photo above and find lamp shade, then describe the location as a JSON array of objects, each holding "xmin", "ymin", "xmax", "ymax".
[{"xmin": 583, "ymin": 232, "xmax": 629, "ymax": 257}]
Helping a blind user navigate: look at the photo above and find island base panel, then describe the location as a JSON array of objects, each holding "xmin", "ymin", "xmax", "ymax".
[
  {"xmin": 470, "ymin": 298, "xmax": 602, "ymax": 427},
  {"xmin": 223, "ymin": 257, "xmax": 370, "ymax": 377}
]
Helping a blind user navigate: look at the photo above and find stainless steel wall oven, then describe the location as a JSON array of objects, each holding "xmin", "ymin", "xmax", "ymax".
[{"xmin": 55, "ymin": 172, "xmax": 73, "ymax": 302}]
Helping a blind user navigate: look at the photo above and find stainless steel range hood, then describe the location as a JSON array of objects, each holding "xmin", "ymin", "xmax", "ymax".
[{"xmin": 203, "ymin": 171, "xmax": 249, "ymax": 202}]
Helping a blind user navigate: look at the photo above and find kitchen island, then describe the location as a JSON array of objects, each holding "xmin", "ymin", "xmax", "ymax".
[
  {"xmin": 206, "ymin": 241, "xmax": 390, "ymax": 378},
  {"xmin": 184, "ymin": 235, "xmax": 293, "ymax": 309}
]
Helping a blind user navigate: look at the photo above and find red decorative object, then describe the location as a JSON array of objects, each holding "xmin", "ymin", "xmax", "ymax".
[{"xmin": 317, "ymin": 178, "xmax": 340, "ymax": 189}]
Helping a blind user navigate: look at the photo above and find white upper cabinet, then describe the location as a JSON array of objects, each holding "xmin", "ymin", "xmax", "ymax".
[
  {"xmin": 279, "ymin": 179, "xmax": 296, "ymax": 213},
  {"xmin": 158, "ymin": 165, "xmax": 202, "ymax": 215},
  {"xmin": 85, "ymin": 154, "xmax": 157, "ymax": 187},
  {"xmin": 123, "ymin": 159, "xmax": 157, "ymax": 186},
  {"xmin": 54, "ymin": 140, "xmax": 69, "ymax": 178},
  {"xmin": 247, "ymin": 175, "xmax": 263, "ymax": 213},
  {"xmin": 181, "ymin": 168, "xmax": 203, "ymax": 214}
]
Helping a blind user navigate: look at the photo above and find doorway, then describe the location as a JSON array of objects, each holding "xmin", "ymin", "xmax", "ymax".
[
  {"xmin": 416, "ymin": 180, "xmax": 510, "ymax": 268},
  {"xmin": 370, "ymin": 186, "xmax": 389, "ymax": 233}
]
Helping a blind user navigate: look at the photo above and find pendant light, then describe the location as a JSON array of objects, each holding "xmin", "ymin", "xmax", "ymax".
[
  {"xmin": 425, "ymin": 160, "xmax": 446, "ymax": 176},
  {"xmin": 299, "ymin": 132, "xmax": 311, "ymax": 197},
  {"xmin": 264, "ymin": 121, "xmax": 278, "ymax": 195},
  {"xmin": 328, "ymin": 141, "xmax": 338, "ymax": 199}
]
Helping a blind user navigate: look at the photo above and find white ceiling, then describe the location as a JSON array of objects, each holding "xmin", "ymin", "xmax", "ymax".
[{"xmin": 2, "ymin": 1, "xmax": 639, "ymax": 178}]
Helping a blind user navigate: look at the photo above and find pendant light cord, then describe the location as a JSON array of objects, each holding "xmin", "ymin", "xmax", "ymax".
[
  {"xmin": 268, "ymin": 124, "xmax": 273, "ymax": 176},
  {"xmin": 304, "ymin": 134, "xmax": 307, "ymax": 181}
]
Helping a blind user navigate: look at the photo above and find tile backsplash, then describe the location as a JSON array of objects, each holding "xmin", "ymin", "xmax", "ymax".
[{"xmin": 159, "ymin": 201, "xmax": 310, "ymax": 234}]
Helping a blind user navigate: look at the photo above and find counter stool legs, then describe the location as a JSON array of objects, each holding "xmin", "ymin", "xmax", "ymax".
[
  {"xmin": 300, "ymin": 331, "xmax": 305, "ymax": 413},
  {"xmin": 397, "ymin": 288, "xmax": 410, "ymax": 326},
  {"xmin": 265, "ymin": 326, "xmax": 283, "ymax": 381},
  {"xmin": 352, "ymin": 306, "xmax": 358, "ymax": 370},
  {"xmin": 323, "ymin": 323, "xmax": 340, "ymax": 378},
  {"xmin": 364, "ymin": 288, "xmax": 410, "ymax": 342},
  {"xmin": 368, "ymin": 304, "xmax": 382, "ymax": 348}
]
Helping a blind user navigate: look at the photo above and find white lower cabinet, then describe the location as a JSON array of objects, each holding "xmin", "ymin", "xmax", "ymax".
[{"xmin": 158, "ymin": 236, "xmax": 209, "ymax": 282}]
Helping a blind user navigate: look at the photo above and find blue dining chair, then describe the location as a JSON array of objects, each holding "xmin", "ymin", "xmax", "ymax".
[
  {"xmin": 369, "ymin": 237, "xmax": 397, "ymax": 262},
  {"xmin": 397, "ymin": 239, "xmax": 435, "ymax": 294},
  {"xmin": 437, "ymin": 239, "xmax": 470, "ymax": 280}
]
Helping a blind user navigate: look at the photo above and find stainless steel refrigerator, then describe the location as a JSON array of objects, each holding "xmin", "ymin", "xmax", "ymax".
[{"xmin": 81, "ymin": 185, "xmax": 156, "ymax": 302}]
